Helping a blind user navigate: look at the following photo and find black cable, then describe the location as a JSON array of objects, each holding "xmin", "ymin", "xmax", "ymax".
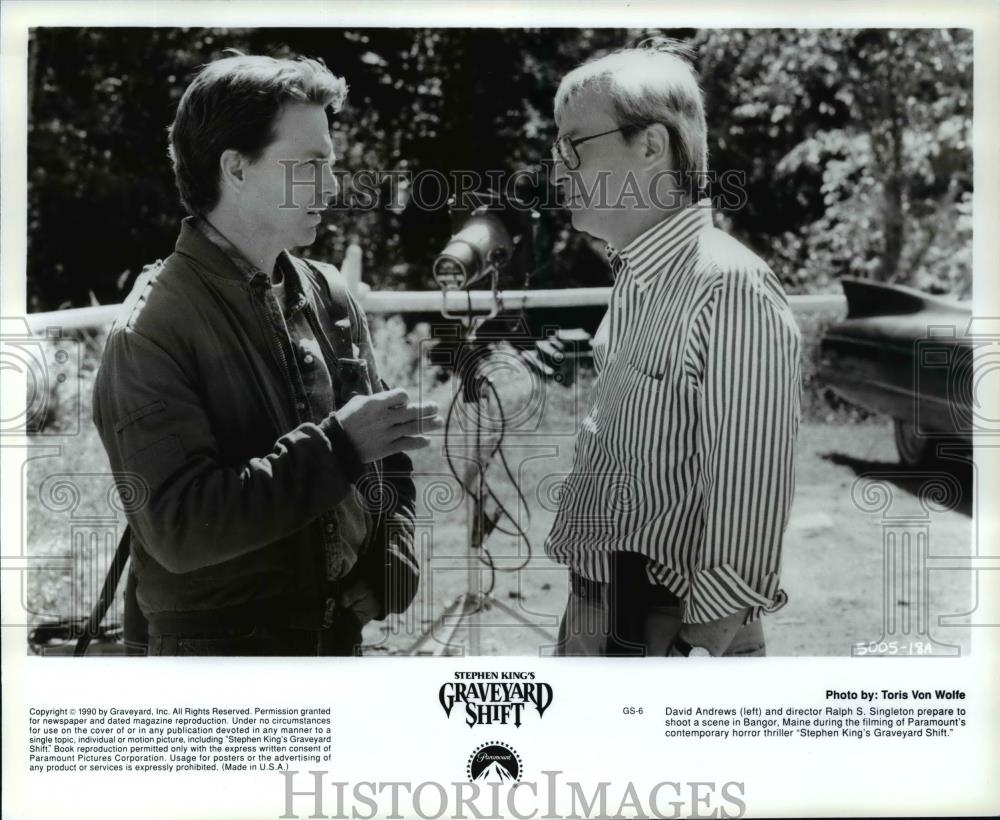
[
  {"xmin": 470, "ymin": 385, "xmax": 531, "ymax": 546},
  {"xmin": 454, "ymin": 372, "xmax": 535, "ymax": 565},
  {"xmin": 473, "ymin": 383, "xmax": 496, "ymax": 597},
  {"xmin": 480, "ymin": 531, "xmax": 497, "ymax": 598},
  {"xmin": 487, "ymin": 379, "xmax": 533, "ymax": 529},
  {"xmin": 441, "ymin": 346, "xmax": 538, "ymax": 592},
  {"xmin": 481, "ymin": 380, "xmax": 533, "ymax": 572},
  {"xmin": 478, "ymin": 394, "xmax": 533, "ymax": 547},
  {"xmin": 442, "ymin": 376, "xmax": 498, "ymax": 595}
]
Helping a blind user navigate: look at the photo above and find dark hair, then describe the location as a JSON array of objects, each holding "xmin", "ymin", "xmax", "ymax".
[{"xmin": 167, "ymin": 52, "xmax": 348, "ymax": 215}]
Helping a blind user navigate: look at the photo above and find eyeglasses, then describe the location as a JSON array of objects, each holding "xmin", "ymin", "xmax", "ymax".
[{"xmin": 550, "ymin": 124, "xmax": 645, "ymax": 170}]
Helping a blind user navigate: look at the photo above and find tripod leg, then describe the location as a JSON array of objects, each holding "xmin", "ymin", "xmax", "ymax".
[
  {"xmin": 407, "ymin": 595, "xmax": 467, "ymax": 655},
  {"xmin": 488, "ymin": 597, "xmax": 559, "ymax": 640},
  {"xmin": 406, "ymin": 592, "xmax": 488, "ymax": 655},
  {"xmin": 462, "ymin": 389, "xmax": 492, "ymax": 656}
]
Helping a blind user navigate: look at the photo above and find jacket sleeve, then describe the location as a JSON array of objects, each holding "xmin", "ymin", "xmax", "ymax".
[
  {"xmin": 343, "ymin": 447, "xmax": 420, "ymax": 619},
  {"xmin": 347, "ymin": 282, "xmax": 420, "ymax": 616},
  {"xmin": 92, "ymin": 324, "xmax": 365, "ymax": 574}
]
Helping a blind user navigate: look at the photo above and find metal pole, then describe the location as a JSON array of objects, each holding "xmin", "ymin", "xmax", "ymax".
[{"xmin": 464, "ymin": 389, "xmax": 484, "ymax": 656}]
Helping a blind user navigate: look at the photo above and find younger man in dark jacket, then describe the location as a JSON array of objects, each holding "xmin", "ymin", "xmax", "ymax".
[{"xmin": 93, "ymin": 53, "xmax": 441, "ymax": 656}]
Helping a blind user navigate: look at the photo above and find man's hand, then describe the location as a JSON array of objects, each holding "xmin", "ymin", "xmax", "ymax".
[{"xmin": 335, "ymin": 388, "xmax": 443, "ymax": 463}]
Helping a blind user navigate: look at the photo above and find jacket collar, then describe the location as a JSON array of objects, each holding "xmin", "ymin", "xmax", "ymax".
[
  {"xmin": 176, "ymin": 216, "xmax": 307, "ymax": 309},
  {"xmin": 606, "ymin": 198, "xmax": 714, "ymax": 291}
]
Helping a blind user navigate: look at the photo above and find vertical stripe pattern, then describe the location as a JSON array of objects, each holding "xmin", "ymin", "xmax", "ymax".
[{"xmin": 544, "ymin": 201, "xmax": 802, "ymax": 625}]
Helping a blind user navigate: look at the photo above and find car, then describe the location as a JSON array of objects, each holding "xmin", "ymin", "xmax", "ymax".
[{"xmin": 818, "ymin": 278, "xmax": 973, "ymax": 467}]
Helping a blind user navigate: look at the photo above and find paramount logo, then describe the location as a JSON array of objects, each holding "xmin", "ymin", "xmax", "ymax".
[
  {"xmin": 474, "ymin": 761, "xmax": 517, "ymax": 783},
  {"xmin": 467, "ymin": 742, "xmax": 522, "ymax": 783}
]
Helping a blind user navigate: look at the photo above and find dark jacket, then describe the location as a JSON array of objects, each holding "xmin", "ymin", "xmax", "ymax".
[{"xmin": 92, "ymin": 218, "xmax": 419, "ymax": 635}]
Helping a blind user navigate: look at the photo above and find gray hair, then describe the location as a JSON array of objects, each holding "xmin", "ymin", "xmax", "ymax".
[{"xmin": 554, "ymin": 39, "xmax": 708, "ymax": 175}]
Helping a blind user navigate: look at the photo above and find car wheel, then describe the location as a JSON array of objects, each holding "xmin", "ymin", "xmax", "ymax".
[{"xmin": 893, "ymin": 419, "xmax": 934, "ymax": 467}]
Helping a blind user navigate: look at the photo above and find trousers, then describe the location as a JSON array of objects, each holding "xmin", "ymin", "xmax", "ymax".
[
  {"xmin": 555, "ymin": 554, "xmax": 766, "ymax": 657},
  {"xmin": 145, "ymin": 613, "xmax": 363, "ymax": 657}
]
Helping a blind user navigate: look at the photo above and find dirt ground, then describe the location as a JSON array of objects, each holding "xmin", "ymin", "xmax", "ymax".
[{"xmin": 363, "ymin": 418, "xmax": 975, "ymax": 657}]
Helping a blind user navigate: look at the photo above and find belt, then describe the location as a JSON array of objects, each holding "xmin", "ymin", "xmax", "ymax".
[
  {"xmin": 570, "ymin": 571, "xmax": 608, "ymax": 602},
  {"xmin": 570, "ymin": 552, "xmax": 681, "ymax": 607}
]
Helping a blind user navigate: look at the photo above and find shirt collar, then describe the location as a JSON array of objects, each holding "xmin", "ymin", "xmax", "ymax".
[
  {"xmin": 194, "ymin": 216, "xmax": 304, "ymax": 308},
  {"xmin": 606, "ymin": 198, "xmax": 714, "ymax": 290}
]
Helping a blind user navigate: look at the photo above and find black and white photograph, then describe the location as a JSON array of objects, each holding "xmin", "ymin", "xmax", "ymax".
[
  {"xmin": 2, "ymin": 2, "xmax": 998, "ymax": 819},
  {"xmin": 15, "ymin": 24, "xmax": 979, "ymax": 658}
]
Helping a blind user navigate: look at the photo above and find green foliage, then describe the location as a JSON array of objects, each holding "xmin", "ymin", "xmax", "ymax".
[
  {"xmin": 795, "ymin": 311, "xmax": 875, "ymax": 424},
  {"xmin": 698, "ymin": 28, "xmax": 972, "ymax": 296},
  {"xmin": 27, "ymin": 28, "xmax": 972, "ymax": 311},
  {"xmin": 369, "ymin": 315, "xmax": 440, "ymax": 391}
]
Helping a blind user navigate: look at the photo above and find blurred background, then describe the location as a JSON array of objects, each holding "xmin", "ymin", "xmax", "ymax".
[
  {"xmin": 23, "ymin": 28, "xmax": 976, "ymax": 656},
  {"xmin": 27, "ymin": 27, "xmax": 972, "ymax": 312}
]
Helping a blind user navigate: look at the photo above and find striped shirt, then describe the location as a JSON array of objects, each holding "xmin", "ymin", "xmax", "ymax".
[{"xmin": 544, "ymin": 200, "xmax": 801, "ymax": 624}]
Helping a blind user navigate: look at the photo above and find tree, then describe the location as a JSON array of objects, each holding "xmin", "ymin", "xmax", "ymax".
[
  {"xmin": 697, "ymin": 28, "xmax": 972, "ymax": 296},
  {"xmin": 26, "ymin": 27, "xmax": 972, "ymax": 311}
]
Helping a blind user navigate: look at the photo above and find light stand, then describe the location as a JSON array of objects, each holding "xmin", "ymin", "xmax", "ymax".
[
  {"xmin": 407, "ymin": 197, "xmax": 557, "ymax": 656},
  {"xmin": 407, "ymin": 340, "xmax": 557, "ymax": 656}
]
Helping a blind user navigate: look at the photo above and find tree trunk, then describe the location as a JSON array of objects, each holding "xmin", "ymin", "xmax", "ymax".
[
  {"xmin": 881, "ymin": 166, "xmax": 904, "ymax": 282},
  {"xmin": 877, "ymin": 41, "xmax": 906, "ymax": 282}
]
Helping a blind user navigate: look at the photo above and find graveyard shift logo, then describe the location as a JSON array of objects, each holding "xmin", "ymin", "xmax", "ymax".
[
  {"xmin": 439, "ymin": 672, "xmax": 553, "ymax": 727},
  {"xmin": 467, "ymin": 742, "xmax": 521, "ymax": 783}
]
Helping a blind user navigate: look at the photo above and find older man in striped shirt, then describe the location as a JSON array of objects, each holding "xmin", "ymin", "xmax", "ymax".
[{"xmin": 545, "ymin": 41, "xmax": 801, "ymax": 657}]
